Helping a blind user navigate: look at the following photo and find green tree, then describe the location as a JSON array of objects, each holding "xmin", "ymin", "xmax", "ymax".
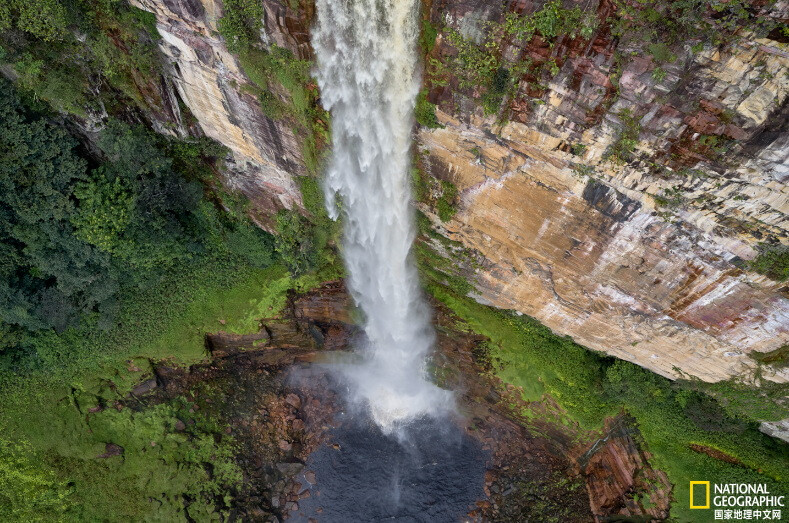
[
  {"xmin": 0, "ymin": 79, "xmax": 116, "ymax": 332},
  {"xmin": 84, "ymin": 121, "xmax": 205, "ymax": 270},
  {"xmin": 0, "ymin": 0, "xmax": 69, "ymax": 41}
]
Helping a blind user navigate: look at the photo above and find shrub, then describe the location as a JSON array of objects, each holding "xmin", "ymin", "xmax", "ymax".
[
  {"xmin": 415, "ymin": 89, "xmax": 441, "ymax": 128},
  {"xmin": 274, "ymin": 210, "xmax": 319, "ymax": 276},
  {"xmin": 217, "ymin": 0, "xmax": 264, "ymax": 54},
  {"xmin": 436, "ymin": 180, "xmax": 459, "ymax": 222},
  {"xmin": 604, "ymin": 108, "xmax": 642, "ymax": 164},
  {"xmin": 0, "ymin": 437, "xmax": 72, "ymax": 519}
]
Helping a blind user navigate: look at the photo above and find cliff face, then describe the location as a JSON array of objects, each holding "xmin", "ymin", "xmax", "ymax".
[
  {"xmin": 130, "ymin": 0, "xmax": 309, "ymax": 225},
  {"xmin": 134, "ymin": 0, "xmax": 789, "ymax": 383},
  {"xmin": 417, "ymin": 0, "xmax": 789, "ymax": 382}
]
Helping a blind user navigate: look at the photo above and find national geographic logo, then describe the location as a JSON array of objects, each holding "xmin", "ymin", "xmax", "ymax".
[
  {"xmin": 691, "ymin": 481, "xmax": 711, "ymax": 509},
  {"xmin": 690, "ymin": 482, "xmax": 785, "ymax": 521}
]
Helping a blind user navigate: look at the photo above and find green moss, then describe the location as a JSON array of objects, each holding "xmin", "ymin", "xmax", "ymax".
[{"xmin": 647, "ymin": 42, "xmax": 677, "ymax": 63}]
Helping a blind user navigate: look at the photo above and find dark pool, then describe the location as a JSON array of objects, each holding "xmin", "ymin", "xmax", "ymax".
[{"xmin": 287, "ymin": 414, "xmax": 488, "ymax": 522}]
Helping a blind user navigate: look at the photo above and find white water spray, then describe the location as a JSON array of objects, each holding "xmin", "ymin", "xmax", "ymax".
[{"xmin": 312, "ymin": 0, "xmax": 452, "ymax": 431}]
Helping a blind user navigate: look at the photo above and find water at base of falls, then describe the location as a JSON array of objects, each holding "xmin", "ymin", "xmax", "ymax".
[
  {"xmin": 287, "ymin": 413, "xmax": 487, "ymax": 522},
  {"xmin": 312, "ymin": 0, "xmax": 453, "ymax": 430}
]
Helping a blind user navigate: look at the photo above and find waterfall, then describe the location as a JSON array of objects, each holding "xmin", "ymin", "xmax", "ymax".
[{"xmin": 312, "ymin": 0, "xmax": 452, "ymax": 431}]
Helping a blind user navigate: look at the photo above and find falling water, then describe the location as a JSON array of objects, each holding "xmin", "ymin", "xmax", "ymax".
[{"xmin": 312, "ymin": 0, "xmax": 452, "ymax": 430}]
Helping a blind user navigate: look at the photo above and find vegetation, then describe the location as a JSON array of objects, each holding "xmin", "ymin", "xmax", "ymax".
[
  {"xmin": 432, "ymin": 0, "xmax": 602, "ymax": 118},
  {"xmin": 216, "ymin": 0, "xmax": 264, "ymax": 54},
  {"xmin": 411, "ymin": 163, "xmax": 460, "ymax": 223},
  {"xmin": 0, "ymin": 248, "xmax": 335, "ymax": 519},
  {"xmin": 503, "ymin": 0, "xmax": 598, "ymax": 43},
  {"xmin": 0, "ymin": 0, "xmax": 163, "ymax": 117},
  {"xmin": 217, "ymin": 0, "xmax": 330, "ymax": 175},
  {"xmin": 749, "ymin": 344, "xmax": 789, "ymax": 370},
  {"xmin": 609, "ymin": 0, "xmax": 777, "ymax": 47},
  {"xmin": 749, "ymin": 243, "xmax": 789, "ymax": 281},
  {"xmin": 415, "ymin": 88, "xmax": 442, "ymax": 128},
  {"xmin": 0, "ymin": 80, "xmax": 273, "ymax": 344},
  {"xmin": 436, "ymin": 180, "xmax": 459, "ymax": 222},
  {"xmin": 604, "ymin": 108, "xmax": 642, "ymax": 164},
  {"xmin": 238, "ymin": 46, "xmax": 329, "ymax": 174},
  {"xmin": 0, "ymin": 437, "xmax": 71, "ymax": 520},
  {"xmin": 0, "ymin": 78, "xmax": 333, "ymax": 518},
  {"xmin": 420, "ymin": 19, "xmax": 439, "ymax": 55}
]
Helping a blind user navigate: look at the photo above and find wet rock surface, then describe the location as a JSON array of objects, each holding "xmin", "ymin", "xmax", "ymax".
[{"xmin": 126, "ymin": 281, "xmax": 671, "ymax": 521}]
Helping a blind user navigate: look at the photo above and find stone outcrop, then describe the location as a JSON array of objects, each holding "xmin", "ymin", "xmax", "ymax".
[
  {"xmin": 134, "ymin": 0, "xmax": 788, "ymax": 384},
  {"xmin": 578, "ymin": 417, "xmax": 672, "ymax": 521}
]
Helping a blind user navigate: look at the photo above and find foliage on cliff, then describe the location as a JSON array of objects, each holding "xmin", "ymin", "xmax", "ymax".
[
  {"xmin": 421, "ymin": 0, "xmax": 779, "ymax": 127},
  {"xmin": 218, "ymin": 1, "xmax": 330, "ymax": 174},
  {"xmin": 749, "ymin": 243, "xmax": 789, "ymax": 282},
  {"xmin": 217, "ymin": 0, "xmax": 264, "ymax": 54},
  {"xmin": 0, "ymin": 0, "xmax": 163, "ymax": 117}
]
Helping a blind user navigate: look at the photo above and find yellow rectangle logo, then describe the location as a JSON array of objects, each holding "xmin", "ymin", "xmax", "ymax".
[{"xmin": 690, "ymin": 481, "xmax": 710, "ymax": 509}]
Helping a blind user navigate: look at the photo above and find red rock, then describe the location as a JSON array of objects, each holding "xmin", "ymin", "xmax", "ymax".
[
  {"xmin": 305, "ymin": 471, "xmax": 316, "ymax": 484},
  {"xmin": 279, "ymin": 440, "xmax": 292, "ymax": 451},
  {"xmin": 724, "ymin": 124, "xmax": 748, "ymax": 140}
]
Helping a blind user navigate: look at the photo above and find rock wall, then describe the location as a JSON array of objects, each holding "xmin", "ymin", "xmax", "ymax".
[
  {"xmin": 418, "ymin": 0, "xmax": 789, "ymax": 382},
  {"xmin": 130, "ymin": 0, "xmax": 308, "ymax": 225},
  {"xmin": 133, "ymin": 0, "xmax": 788, "ymax": 383}
]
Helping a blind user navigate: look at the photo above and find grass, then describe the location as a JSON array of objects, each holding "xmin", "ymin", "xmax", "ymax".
[{"xmin": 0, "ymin": 250, "xmax": 336, "ymax": 520}]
